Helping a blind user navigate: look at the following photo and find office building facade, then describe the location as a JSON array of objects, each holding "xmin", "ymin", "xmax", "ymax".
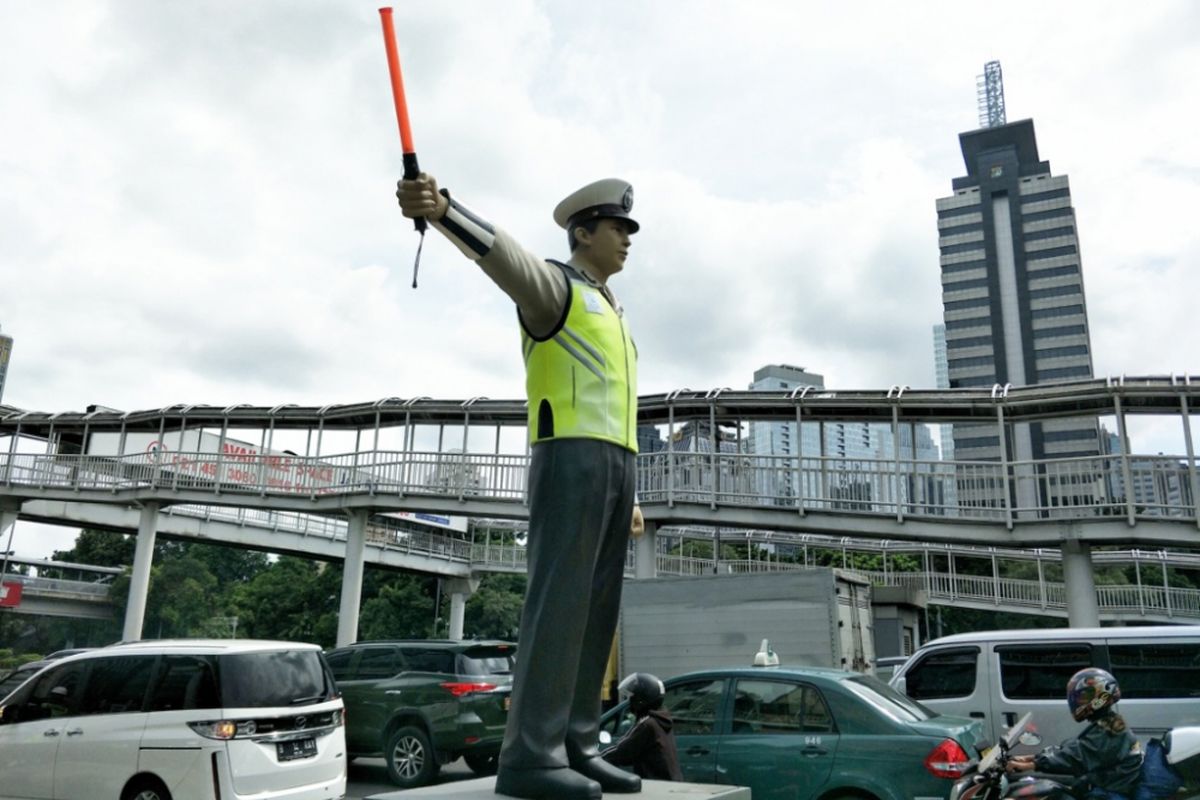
[
  {"xmin": 0, "ymin": 325, "xmax": 11, "ymax": 405},
  {"xmin": 937, "ymin": 119, "xmax": 1101, "ymax": 511}
]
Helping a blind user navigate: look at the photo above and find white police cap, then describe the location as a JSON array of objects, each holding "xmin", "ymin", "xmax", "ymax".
[{"xmin": 553, "ymin": 178, "xmax": 639, "ymax": 233}]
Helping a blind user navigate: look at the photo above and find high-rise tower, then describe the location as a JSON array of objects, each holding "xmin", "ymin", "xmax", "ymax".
[
  {"xmin": 937, "ymin": 65, "xmax": 1100, "ymax": 510},
  {"xmin": 0, "ymin": 325, "xmax": 12, "ymax": 405}
]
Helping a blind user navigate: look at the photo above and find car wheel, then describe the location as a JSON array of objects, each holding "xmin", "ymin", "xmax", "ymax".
[
  {"xmin": 122, "ymin": 777, "xmax": 173, "ymax": 800},
  {"xmin": 386, "ymin": 725, "xmax": 441, "ymax": 788},
  {"xmin": 464, "ymin": 751, "xmax": 500, "ymax": 775}
]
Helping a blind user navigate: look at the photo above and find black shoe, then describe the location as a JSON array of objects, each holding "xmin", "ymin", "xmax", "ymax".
[
  {"xmin": 570, "ymin": 756, "xmax": 642, "ymax": 793},
  {"xmin": 494, "ymin": 766, "xmax": 602, "ymax": 800}
]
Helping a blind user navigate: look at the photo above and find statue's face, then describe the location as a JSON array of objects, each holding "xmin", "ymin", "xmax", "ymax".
[{"xmin": 576, "ymin": 218, "xmax": 634, "ymax": 279}]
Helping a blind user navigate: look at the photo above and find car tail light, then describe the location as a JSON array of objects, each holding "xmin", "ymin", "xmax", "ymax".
[
  {"xmin": 441, "ymin": 682, "xmax": 497, "ymax": 697},
  {"xmin": 187, "ymin": 720, "xmax": 259, "ymax": 740},
  {"xmin": 925, "ymin": 738, "xmax": 971, "ymax": 779},
  {"xmin": 189, "ymin": 720, "xmax": 239, "ymax": 740}
]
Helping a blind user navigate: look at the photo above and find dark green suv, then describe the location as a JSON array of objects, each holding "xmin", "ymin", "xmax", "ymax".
[{"xmin": 325, "ymin": 639, "xmax": 515, "ymax": 788}]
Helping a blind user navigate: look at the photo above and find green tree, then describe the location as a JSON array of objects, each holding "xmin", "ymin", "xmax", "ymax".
[
  {"xmin": 464, "ymin": 573, "xmax": 526, "ymax": 640},
  {"xmin": 52, "ymin": 528, "xmax": 134, "ymax": 566},
  {"xmin": 229, "ymin": 557, "xmax": 341, "ymax": 647},
  {"xmin": 359, "ymin": 574, "xmax": 437, "ymax": 640},
  {"xmin": 108, "ymin": 550, "xmax": 222, "ymax": 639}
]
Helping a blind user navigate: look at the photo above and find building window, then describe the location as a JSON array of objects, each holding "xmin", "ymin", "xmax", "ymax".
[
  {"xmin": 1029, "ymin": 284, "xmax": 1081, "ymax": 300},
  {"xmin": 1022, "ymin": 207, "xmax": 1074, "ymax": 223},
  {"xmin": 944, "ymin": 297, "xmax": 991, "ymax": 312},
  {"xmin": 943, "ymin": 277, "xmax": 990, "ymax": 292},
  {"xmin": 955, "ymin": 436, "xmax": 1000, "ymax": 449},
  {"xmin": 1042, "ymin": 428, "xmax": 1100, "ymax": 443},
  {"xmin": 1035, "ymin": 345, "xmax": 1090, "ymax": 359},
  {"xmin": 1033, "ymin": 324, "xmax": 1086, "ymax": 339},
  {"xmin": 1019, "ymin": 187, "xmax": 1071, "ymax": 205},
  {"xmin": 1026, "ymin": 244, "xmax": 1079, "ymax": 261},
  {"xmin": 990, "ymin": 165, "xmax": 1004, "ymax": 178},
  {"xmin": 1027, "ymin": 264, "xmax": 1080, "ymax": 280},
  {"xmin": 948, "ymin": 356, "xmax": 995, "ymax": 369},
  {"xmin": 1031, "ymin": 304, "xmax": 1084, "ymax": 320},
  {"xmin": 943, "ymin": 259, "xmax": 988, "ymax": 274},
  {"xmin": 1023, "ymin": 226, "xmax": 1075, "ymax": 242},
  {"xmin": 940, "ymin": 241, "xmax": 987, "ymax": 256},
  {"xmin": 1038, "ymin": 366, "xmax": 1092, "ymax": 381},
  {"xmin": 937, "ymin": 204, "xmax": 981, "ymax": 220},
  {"xmin": 945, "ymin": 316, "xmax": 991, "ymax": 331},
  {"xmin": 946, "ymin": 335, "xmax": 995, "ymax": 350}
]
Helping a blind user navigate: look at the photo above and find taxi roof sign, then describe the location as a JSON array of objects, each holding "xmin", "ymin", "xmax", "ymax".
[{"xmin": 752, "ymin": 638, "xmax": 779, "ymax": 667}]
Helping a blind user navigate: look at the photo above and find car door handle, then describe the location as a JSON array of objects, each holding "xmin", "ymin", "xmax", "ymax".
[
  {"xmin": 1003, "ymin": 712, "xmax": 1017, "ymax": 727},
  {"xmin": 43, "ymin": 729, "xmax": 61, "ymax": 737},
  {"xmin": 969, "ymin": 711, "xmax": 986, "ymax": 719},
  {"xmin": 801, "ymin": 746, "xmax": 828, "ymax": 757},
  {"xmin": 686, "ymin": 745, "xmax": 710, "ymax": 756},
  {"xmin": 66, "ymin": 728, "xmax": 84, "ymax": 736}
]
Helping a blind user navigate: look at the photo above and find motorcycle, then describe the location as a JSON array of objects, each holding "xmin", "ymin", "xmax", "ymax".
[{"xmin": 950, "ymin": 713, "xmax": 1200, "ymax": 800}]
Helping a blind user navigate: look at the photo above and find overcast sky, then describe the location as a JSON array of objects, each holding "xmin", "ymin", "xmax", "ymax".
[{"xmin": 3, "ymin": 1, "xmax": 1198, "ymax": 557}]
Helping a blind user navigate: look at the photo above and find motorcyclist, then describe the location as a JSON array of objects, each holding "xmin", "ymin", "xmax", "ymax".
[
  {"xmin": 601, "ymin": 673, "xmax": 683, "ymax": 781},
  {"xmin": 1007, "ymin": 668, "xmax": 1143, "ymax": 799}
]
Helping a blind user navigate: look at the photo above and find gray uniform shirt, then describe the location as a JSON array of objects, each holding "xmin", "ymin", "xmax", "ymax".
[{"xmin": 439, "ymin": 222, "xmax": 618, "ymax": 339}]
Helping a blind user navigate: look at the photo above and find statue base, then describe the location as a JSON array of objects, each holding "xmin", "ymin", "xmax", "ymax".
[{"xmin": 365, "ymin": 777, "xmax": 750, "ymax": 800}]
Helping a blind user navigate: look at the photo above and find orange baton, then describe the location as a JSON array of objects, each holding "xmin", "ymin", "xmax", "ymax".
[{"xmin": 379, "ymin": 7, "xmax": 427, "ymax": 286}]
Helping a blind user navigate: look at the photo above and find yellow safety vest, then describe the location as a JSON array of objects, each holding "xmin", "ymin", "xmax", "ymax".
[{"xmin": 521, "ymin": 262, "xmax": 638, "ymax": 452}]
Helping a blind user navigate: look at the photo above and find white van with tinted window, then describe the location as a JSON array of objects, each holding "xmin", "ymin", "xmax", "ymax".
[
  {"xmin": 0, "ymin": 640, "xmax": 346, "ymax": 800},
  {"xmin": 890, "ymin": 625, "xmax": 1200, "ymax": 750}
]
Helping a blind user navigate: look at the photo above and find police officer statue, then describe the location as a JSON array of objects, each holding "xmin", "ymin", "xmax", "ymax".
[{"xmin": 396, "ymin": 174, "xmax": 645, "ymax": 800}]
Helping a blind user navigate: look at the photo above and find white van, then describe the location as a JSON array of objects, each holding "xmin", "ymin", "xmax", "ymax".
[
  {"xmin": 890, "ymin": 625, "xmax": 1200, "ymax": 750},
  {"xmin": 0, "ymin": 640, "xmax": 346, "ymax": 800}
]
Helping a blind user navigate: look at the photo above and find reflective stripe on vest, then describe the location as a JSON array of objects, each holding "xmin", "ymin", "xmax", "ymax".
[{"xmin": 522, "ymin": 262, "xmax": 638, "ymax": 452}]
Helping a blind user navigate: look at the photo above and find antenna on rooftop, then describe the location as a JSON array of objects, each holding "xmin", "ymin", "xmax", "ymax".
[{"xmin": 976, "ymin": 60, "xmax": 1007, "ymax": 128}]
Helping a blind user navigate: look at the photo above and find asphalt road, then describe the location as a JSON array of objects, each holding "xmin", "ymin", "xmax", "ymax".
[{"xmin": 347, "ymin": 756, "xmax": 478, "ymax": 799}]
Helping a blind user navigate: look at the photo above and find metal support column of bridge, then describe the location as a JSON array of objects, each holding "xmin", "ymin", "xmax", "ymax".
[
  {"xmin": 635, "ymin": 522, "xmax": 658, "ymax": 579},
  {"xmin": 336, "ymin": 509, "xmax": 369, "ymax": 647},
  {"xmin": 1061, "ymin": 539, "xmax": 1100, "ymax": 627},
  {"xmin": 123, "ymin": 502, "xmax": 160, "ymax": 641},
  {"xmin": 446, "ymin": 576, "xmax": 481, "ymax": 641}
]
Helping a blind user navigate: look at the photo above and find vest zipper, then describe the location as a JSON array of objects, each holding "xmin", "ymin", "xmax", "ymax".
[{"xmin": 572, "ymin": 366, "xmax": 577, "ymax": 408}]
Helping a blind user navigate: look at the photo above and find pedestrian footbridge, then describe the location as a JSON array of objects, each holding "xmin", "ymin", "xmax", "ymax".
[
  {"xmin": 1, "ymin": 376, "xmax": 1197, "ymax": 640},
  {"xmin": 0, "ymin": 555, "xmax": 118, "ymax": 619}
]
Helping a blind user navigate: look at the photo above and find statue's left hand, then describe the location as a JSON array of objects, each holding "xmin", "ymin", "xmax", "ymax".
[{"xmin": 630, "ymin": 505, "xmax": 645, "ymax": 538}]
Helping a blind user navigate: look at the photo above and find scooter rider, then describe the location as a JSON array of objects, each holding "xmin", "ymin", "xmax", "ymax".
[
  {"xmin": 1007, "ymin": 668, "xmax": 1143, "ymax": 799},
  {"xmin": 602, "ymin": 673, "xmax": 683, "ymax": 782}
]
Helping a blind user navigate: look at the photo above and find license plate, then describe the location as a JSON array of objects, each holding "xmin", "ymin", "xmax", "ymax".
[{"xmin": 277, "ymin": 737, "xmax": 317, "ymax": 762}]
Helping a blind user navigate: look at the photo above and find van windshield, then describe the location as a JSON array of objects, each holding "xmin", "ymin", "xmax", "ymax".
[{"xmin": 218, "ymin": 650, "xmax": 333, "ymax": 708}]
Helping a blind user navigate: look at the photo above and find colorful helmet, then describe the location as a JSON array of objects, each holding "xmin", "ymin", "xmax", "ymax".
[
  {"xmin": 1067, "ymin": 668, "xmax": 1121, "ymax": 721},
  {"xmin": 619, "ymin": 672, "xmax": 665, "ymax": 712}
]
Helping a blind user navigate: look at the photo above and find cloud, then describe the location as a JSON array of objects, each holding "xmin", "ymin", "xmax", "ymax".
[{"xmin": 0, "ymin": 0, "xmax": 1196, "ymax": 424}]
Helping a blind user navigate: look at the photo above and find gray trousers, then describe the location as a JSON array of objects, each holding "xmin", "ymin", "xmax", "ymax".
[{"xmin": 499, "ymin": 438, "xmax": 636, "ymax": 771}]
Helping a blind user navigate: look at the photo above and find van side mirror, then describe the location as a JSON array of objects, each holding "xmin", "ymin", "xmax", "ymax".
[{"xmin": 893, "ymin": 676, "xmax": 907, "ymax": 695}]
